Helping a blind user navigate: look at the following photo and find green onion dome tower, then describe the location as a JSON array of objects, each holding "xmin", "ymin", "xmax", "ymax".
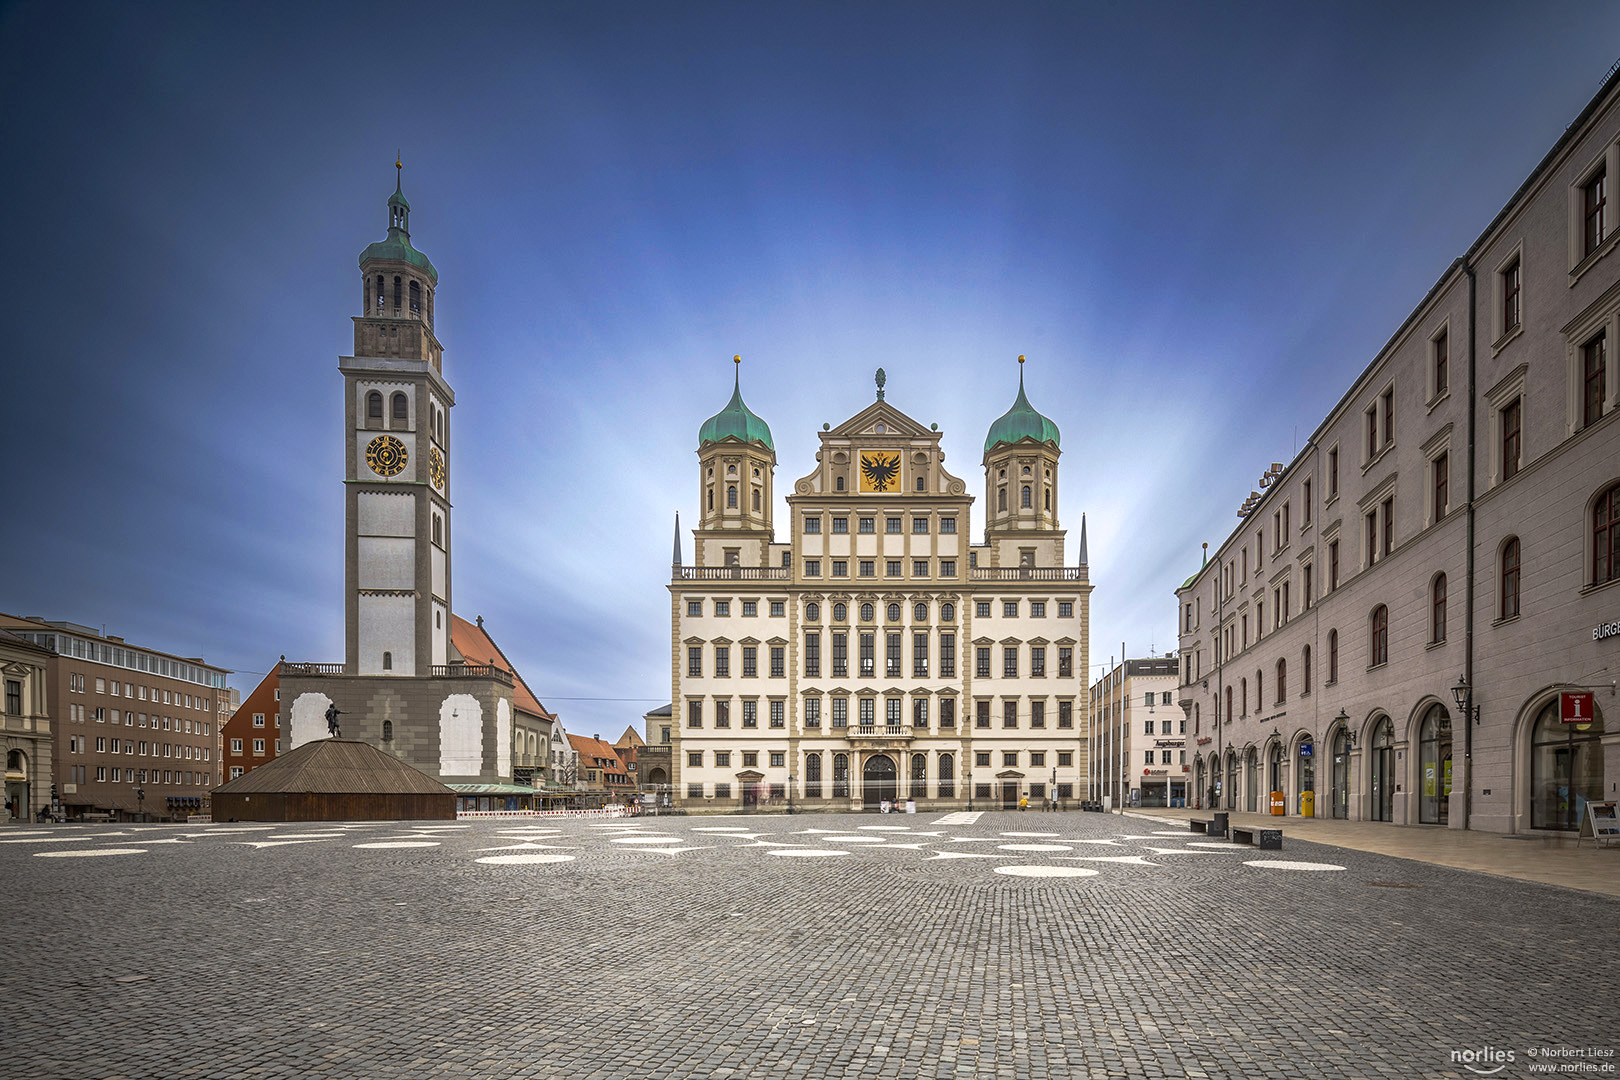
[
  {"xmin": 696, "ymin": 356, "xmax": 777, "ymax": 543},
  {"xmin": 983, "ymin": 355, "xmax": 1063, "ymax": 541}
]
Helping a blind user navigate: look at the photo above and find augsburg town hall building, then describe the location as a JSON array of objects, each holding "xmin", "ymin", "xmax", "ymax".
[{"xmin": 669, "ymin": 361, "xmax": 1092, "ymax": 811}]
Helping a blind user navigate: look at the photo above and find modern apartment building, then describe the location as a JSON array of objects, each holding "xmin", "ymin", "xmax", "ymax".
[
  {"xmin": 1175, "ymin": 67, "xmax": 1620, "ymax": 833},
  {"xmin": 1, "ymin": 614, "xmax": 230, "ymax": 820},
  {"xmin": 1089, "ymin": 656, "xmax": 1187, "ymax": 808}
]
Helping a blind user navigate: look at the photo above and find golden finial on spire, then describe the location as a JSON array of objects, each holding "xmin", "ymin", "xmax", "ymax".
[
  {"xmin": 396, "ymin": 149, "xmax": 402, "ymax": 172},
  {"xmin": 1018, "ymin": 354, "xmax": 1026, "ymax": 364},
  {"xmin": 734, "ymin": 354, "xmax": 742, "ymax": 365}
]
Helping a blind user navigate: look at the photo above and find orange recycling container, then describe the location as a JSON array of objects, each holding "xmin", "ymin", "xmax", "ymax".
[{"xmin": 1270, "ymin": 791, "xmax": 1285, "ymax": 816}]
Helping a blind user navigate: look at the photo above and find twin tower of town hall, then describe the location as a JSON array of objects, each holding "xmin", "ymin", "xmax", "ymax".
[{"xmin": 670, "ymin": 359, "xmax": 1093, "ymax": 811}]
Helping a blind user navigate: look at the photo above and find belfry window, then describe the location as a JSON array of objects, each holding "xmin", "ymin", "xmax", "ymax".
[
  {"xmin": 1022, "ymin": 485, "xmax": 1032, "ymax": 508},
  {"xmin": 375, "ymin": 275, "xmax": 385, "ymax": 312},
  {"xmin": 727, "ymin": 485, "xmax": 737, "ymax": 508},
  {"xmin": 393, "ymin": 276, "xmax": 402, "ymax": 310},
  {"xmin": 409, "ymin": 280, "xmax": 421, "ymax": 314},
  {"xmin": 391, "ymin": 392, "xmax": 408, "ymax": 421},
  {"xmin": 367, "ymin": 391, "xmax": 383, "ymax": 419},
  {"xmin": 382, "ymin": 651, "xmax": 392, "ymax": 671}
]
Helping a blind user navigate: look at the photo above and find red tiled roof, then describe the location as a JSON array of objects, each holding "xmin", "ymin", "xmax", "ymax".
[{"xmin": 449, "ymin": 615, "xmax": 550, "ymax": 720}]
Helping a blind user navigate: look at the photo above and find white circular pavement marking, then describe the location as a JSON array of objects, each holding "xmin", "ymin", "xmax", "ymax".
[
  {"xmin": 269, "ymin": 833, "xmax": 343, "ymax": 840},
  {"xmin": 767, "ymin": 849, "xmax": 850, "ymax": 858},
  {"xmin": 999, "ymin": 832, "xmax": 1060, "ymax": 837},
  {"xmin": 997, "ymin": 843, "xmax": 1072, "ymax": 852},
  {"xmin": 857, "ymin": 826, "xmax": 913, "ymax": 831},
  {"xmin": 1187, "ymin": 841, "xmax": 1245, "ymax": 849},
  {"xmin": 476, "ymin": 853, "xmax": 576, "ymax": 865},
  {"xmin": 610, "ymin": 836, "xmax": 682, "ymax": 845},
  {"xmin": 352, "ymin": 841, "xmax": 440, "ymax": 849},
  {"xmin": 0, "ymin": 835, "xmax": 98, "ymax": 844},
  {"xmin": 994, "ymin": 865, "xmax": 1100, "ymax": 878},
  {"xmin": 1151, "ymin": 830, "xmax": 1197, "ymax": 836},
  {"xmin": 1244, "ymin": 860, "xmax": 1346, "ymax": 872},
  {"xmin": 816, "ymin": 836, "xmax": 888, "ymax": 844},
  {"xmin": 693, "ymin": 827, "xmax": 753, "ymax": 832},
  {"xmin": 35, "ymin": 848, "xmax": 148, "ymax": 858}
]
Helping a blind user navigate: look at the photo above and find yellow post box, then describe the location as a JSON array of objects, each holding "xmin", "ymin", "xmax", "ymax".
[{"xmin": 1299, "ymin": 790, "xmax": 1315, "ymax": 817}]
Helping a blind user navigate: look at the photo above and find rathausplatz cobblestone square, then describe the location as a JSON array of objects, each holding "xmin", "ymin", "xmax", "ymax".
[{"xmin": 2, "ymin": 811, "xmax": 1614, "ymax": 1079}]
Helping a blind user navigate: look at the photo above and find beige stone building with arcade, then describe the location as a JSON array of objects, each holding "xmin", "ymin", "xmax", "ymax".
[
  {"xmin": 1175, "ymin": 69, "xmax": 1620, "ymax": 834},
  {"xmin": 669, "ymin": 360, "xmax": 1092, "ymax": 812}
]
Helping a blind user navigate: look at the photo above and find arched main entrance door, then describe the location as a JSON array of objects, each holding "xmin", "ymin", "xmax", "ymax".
[
  {"xmin": 1330, "ymin": 727, "xmax": 1351, "ymax": 819},
  {"xmin": 1225, "ymin": 751, "xmax": 1237, "ymax": 811},
  {"xmin": 1244, "ymin": 749, "xmax": 1259, "ymax": 812},
  {"xmin": 862, "ymin": 755, "xmax": 897, "ymax": 809},
  {"xmin": 1194, "ymin": 758, "xmax": 1207, "ymax": 809},
  {"xmin": 1418, "ymin": 704, "xmax": 1452, "ymax": 824},
  {"xmin": 1531, "ymin": 698, "xmax": 1605, "ymax": 830},
  {"xmin": 1368, "ymin": 716, "xmax": 1394, "ymax": 821}
]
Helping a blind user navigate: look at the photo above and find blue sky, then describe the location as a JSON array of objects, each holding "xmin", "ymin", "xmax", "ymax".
[{"xmin": 3, "ymin": 2, "xmax": 1618, "ymax": 737}]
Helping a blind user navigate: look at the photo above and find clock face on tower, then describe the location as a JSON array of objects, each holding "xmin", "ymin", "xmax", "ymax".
[
  {"xmin": 859, "ymin": 451, "xmax": 901, "ymax": 493},
  {"xmin": 429, "ymin": 446, "xmax": 446, "ymax": 490},
  {"xmin": 365, "ymin": 434, "xmax": 408, "ymax": 478}
]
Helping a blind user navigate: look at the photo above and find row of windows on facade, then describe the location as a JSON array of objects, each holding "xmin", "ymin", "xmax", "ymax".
[
  {"xmin": 365, "ymin": 389, "xmax": 448, "ymax": 445},
  {"xmin": 369, "ymin": 273, "xmax": 432, "ymax": 327},
  {"xmin": 228, "ymin": 738, "xmax": 276, "ymax": 755},
  {"xmin": 802, "ymin": 558, "xmax": 961, "ymax": 578},
  {"xmin": 686, "ymin": 638, "xmax": 1075, "ymax": 680},
  {"xmin": 64, "ymin": 735, "xmax": 211, "ymax": 762},
  {"xmin": 1196, "ymin": 326, "xmax": 1608, "ymax": 627},
  {"xmin": 686, "ymin": 748, "xmax": 1077, "ymax": 771},
  {"xmin": 802, "ymin": 515, "xmax": 959, "ymax": 535},
  {"xmin": 61, "ymin": 704, "xmax": 211, "ymax": 736},
  {"xmin": 1143, "ymin": 749, "xmax": 1189, "ymax": 766},
  {"xmin": 14, "ymin": 633, "xmax": 227, "ymax": 690},
  {"xmin": 1191, "ymin": 482, "xmax": 1620, "ymax": 680},
  {"xmin": 72, "ymin": 766, "xmax": 213, "ymax": 786},
  {"xmin": 70, "ymin": 674, "xmax": 217, "ymax": 711},
  {"xmin": 684, "ymin": 696, "xmax": 1077, "ymax": 729},
  {"xmin": 687, "ymin": 599, "xmax": 1076, "ymax": 621},
  {"xmin": 687, "ymin": 780, "xmax": 1079, "ymax": 800}
]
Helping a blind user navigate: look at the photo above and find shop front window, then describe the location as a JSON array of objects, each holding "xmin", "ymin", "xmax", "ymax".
[
  {"xmin": 1419, "ymin": 704, "xmax": 1453, "ymax": 825},
  {"xmin": 1331, "ymin": 727, "xmax": 1351, "ymax": 819},
  {"xmin": 1531, "ymin": 698, "xmax": 1605, "ymax": 831},
  {"xmin": 1369, "ymin": 715, "xmax": 1394, "ymax": 822}
]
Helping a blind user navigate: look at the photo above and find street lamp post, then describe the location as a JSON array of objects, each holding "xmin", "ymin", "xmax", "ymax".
[
  {"xmin": 787, "ymin": 773, "xmax": 795, "ymax": 815},
  {"xmin": 135, "ymin": 787, "xmax": 145, "ymax": 822},
  {"xmin": 966, "ymin": 768, "xmax": 973, "ymax": 811}
]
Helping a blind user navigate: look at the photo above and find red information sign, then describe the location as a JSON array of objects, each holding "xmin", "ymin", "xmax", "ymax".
[{"xmin": 1562, "ymin": 692, "xmax": 1596, "ymax": 723}]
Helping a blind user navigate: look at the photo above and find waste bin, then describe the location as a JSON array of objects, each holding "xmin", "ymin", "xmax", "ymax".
[
  {"xmin": 1270, "ymin": 791, "xmax": 1285, "ymax": 816},
  {"xmin": 1299, "ymin": 790, "xmax": 1315, "ymax": 817}
]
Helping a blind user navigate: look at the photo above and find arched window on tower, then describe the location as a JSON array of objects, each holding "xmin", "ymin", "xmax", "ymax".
[
  {"xmin": 383, "ymin": 720, "xmax": 393, "ymax": 740},
  {"xmin": 391, "ymin": 392, "xmax": 408, "ymax": 421},
  {"xmin": 836, "ymin": 476, "xmax": 845, "ymax": 491},
  {"xmin": 998, "ymin": 488, "xmax": 1007, "ymax": 512},
  {"xmin": 432, "ymin": 514, "xmax": 442, "ymax": 546},
  {"xmin": 727, "ymin": 485, "xmax": 737, "ymax": 508},
  {"xmin": 367, "ymin": 391, "xmax": 383, "ymax": 420},
  {"xmin": 1022, "ymin": 485, "xmax": 1032, "ymax": 508},
  {"xmin": 393, "ymin": 276, "xmax": 402, "ymax": 311},
  {"xmin": 409, "ymin": 280, "xmax": 421, "ymax": 314},
  {"xmin": 752, "ymin": 488, "xmax": 761, "ymax": 512},
  {"xmin": 382, "ymin": 651, "xmax": 392, "ymax": 671},
  {"xmin": 375, "ymin": 275, "xmax": 385, "ymax": 312},
  {"xmin": 708, "ymin": 487, "xmax": 714, "ymax": 511},
  {"xmin": 1044, "ymin": 488, "xmax": 1050, "ymax": 510}
]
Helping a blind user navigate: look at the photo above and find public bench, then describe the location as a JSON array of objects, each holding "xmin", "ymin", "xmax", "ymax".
[
  {"xmin": 1189, "ymin": 812, "xmax": 1229, "ymax": 838},
  {"xmin": 1230, "ymin": 825, "xmax": 1283, "ymax": 850}
]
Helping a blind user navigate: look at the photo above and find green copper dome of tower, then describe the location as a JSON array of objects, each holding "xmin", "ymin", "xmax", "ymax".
[
  {"xmin": 698, "ymin": 356, "xmax": 774, "ymax": 450},
  {"xmin": 359, "ymin": 161, "xmax": 438, "ymax": 284},
  {"xmin": 984, "ymin": 356, "xmax": 1060, "ymax": 452}
]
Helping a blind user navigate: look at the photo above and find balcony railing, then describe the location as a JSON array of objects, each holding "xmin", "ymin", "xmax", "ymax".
[
  {"xmin": 849, "ymin": 724, "xmax": 914, "ymax": 740},
  {"xmin": 279, "ymin": 661, "xmax": 512, "ymax": 686},
  {"xmin": 674, "ymin": 566, "xmax": 791, "ymax": 581},
  {"xmin": 278, "ymin": 662, "xmax": 345, "ymax": 677},
  {"xmin": 970, "ymin": 566, "xmax": 1088, "ymax": 581}
]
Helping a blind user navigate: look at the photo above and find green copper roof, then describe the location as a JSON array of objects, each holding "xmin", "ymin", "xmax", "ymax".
[
  {"xmin": 698, "ymin": 369, "xmax": 773, "ymax": 451},
  {"xmin": 984, "ymin": 369, "xmax": 1060, "ymax": 452},
  {"xmin": 360, "ymin": 172, "xmax": 437, "ymax": 284}
]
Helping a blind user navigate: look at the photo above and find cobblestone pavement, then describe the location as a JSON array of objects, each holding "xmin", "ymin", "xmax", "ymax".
[{"xmin": 2, "ymin": 812, "xmax": 1616, "ymax": 1079}]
